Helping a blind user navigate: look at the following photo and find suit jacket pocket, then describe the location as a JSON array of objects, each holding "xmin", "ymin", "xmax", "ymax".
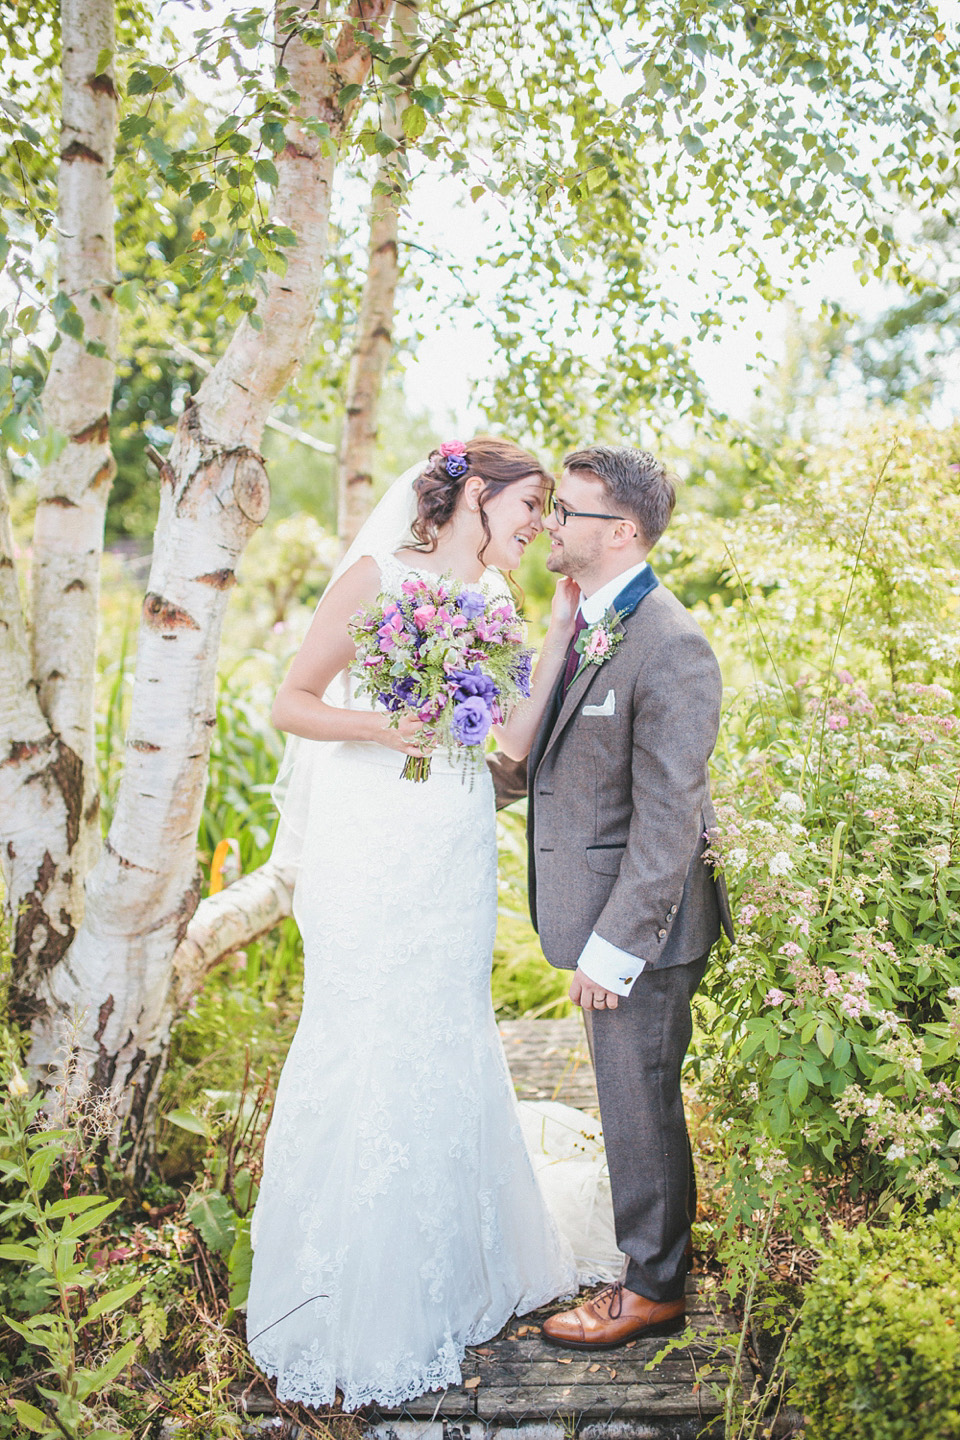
[{"xmin": 585, "ymin": 843, "xmax": 625, "ymax": 876}]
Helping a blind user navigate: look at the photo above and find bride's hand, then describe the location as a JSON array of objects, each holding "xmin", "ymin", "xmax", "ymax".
[
  {"xmin": 375, "ymin": 713, "xmax": 436, "ymax": 756},
  {"xmin": 546, "ymin": 576, "xmax": 581, "ymax": 644}
]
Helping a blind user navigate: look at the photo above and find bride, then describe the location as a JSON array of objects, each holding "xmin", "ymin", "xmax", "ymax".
[{"xmin": 247, "ymin": 437, "xmax": 591, "ymax": 1411}]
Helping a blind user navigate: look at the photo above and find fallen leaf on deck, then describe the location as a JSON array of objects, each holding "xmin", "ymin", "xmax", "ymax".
[
  {"xmin": 588, "ymin": 1363, "xmax": 601, "ymax": 1373},
  {"xmin": 608, "ymin": 1369, "xmax": 617, "ymax": 1380},
  {"xmin": 557, "ymin": 1357, "xmax": 573, "ymax": 1365},
  {"xmin": 463, "ymin": 1377, "xmax": 481, "ymax": 1390},
  {"xmin": 473, "ymin": 1348, "xmax": 492, "ymax": 1356}
]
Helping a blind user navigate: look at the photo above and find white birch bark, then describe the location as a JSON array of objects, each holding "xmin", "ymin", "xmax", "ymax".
[
  {"xmin": 0, "ymin": 0, "xmax": 116, "ymax": 1018},
  {"xmin": 28, "ymin": 0, "xmax": 394, "ymax": 1159},
  {"xmin": 337, "ymin": 0, "xmax": 419, "ymax": 550},
  {"xmin": 0, "ymin": 465, "xmax": 84, "ymax": 1027}
]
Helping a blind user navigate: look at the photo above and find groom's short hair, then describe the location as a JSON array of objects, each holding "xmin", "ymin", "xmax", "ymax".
[{"xmin": 563, "ymin": 445, "xmax": 677, "ymax": 549}]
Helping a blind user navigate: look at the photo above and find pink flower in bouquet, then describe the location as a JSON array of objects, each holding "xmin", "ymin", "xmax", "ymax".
[
  {"xmin": 439, "ymin": 440, "xmax": 467, "ymax": 457},
  {"xmin": 413, "ymin": 604, "xmax": 437, "ymax": 628},
  {"xmin": 585, "ymin": 628, "xmax": 611, "ymax": 659},
  {"xmin": 473, "ymin": 617, "xmax": 502, "ymax": 642},
  {"xmin": 491, "ymin": 605, "xmax": 513, "ymax": 622},
  {"xmin": 377, "ymin": 610, "xmax": 405, "ymax": 650},
  {"xmin": 401, "ymin": 578, "xmax": 429, "ymax": 596}
]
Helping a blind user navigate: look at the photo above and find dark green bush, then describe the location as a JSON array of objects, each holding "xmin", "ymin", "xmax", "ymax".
[{"xmin": 791, "ymin": 1206, "xmax": 960, "ymax": 1440}]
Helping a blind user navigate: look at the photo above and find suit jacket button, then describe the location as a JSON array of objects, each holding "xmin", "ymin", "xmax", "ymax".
[
  {"xmin": 670, "ymin": 905, "xmax": 678, "ymax": 916},
  {"xmin": 658, "ymin": 928, "xmax": 666, "ymax": 939}
]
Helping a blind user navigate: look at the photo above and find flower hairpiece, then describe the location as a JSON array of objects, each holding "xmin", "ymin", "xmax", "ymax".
[{"xmin": 439, "ymin": 439, "xmax": 469, "ymax": 478}]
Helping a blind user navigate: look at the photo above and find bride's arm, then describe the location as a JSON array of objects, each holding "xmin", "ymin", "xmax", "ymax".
[
  {"xmin": 493, "ymin": 576, "xmax": 580, "ymax": 761},
  {"xmin": 271, "ymin": 557, "xmax": 427, "ymax": 755}
]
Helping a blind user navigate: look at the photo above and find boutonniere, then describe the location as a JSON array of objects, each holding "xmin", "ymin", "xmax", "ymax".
[{"xmin": 571, "ymin": 607, "xmax": 626, "ymax": 684}]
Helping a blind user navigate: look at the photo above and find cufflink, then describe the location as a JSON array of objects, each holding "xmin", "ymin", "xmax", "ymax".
[{"xmin": 622, "ymin": 975, "xmax": 634, "ymax": 985}]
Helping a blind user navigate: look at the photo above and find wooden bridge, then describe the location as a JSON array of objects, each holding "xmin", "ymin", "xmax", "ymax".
[{"xmin": 231, "ymin": 1018, "xmax": 768, "ymax": 1439}]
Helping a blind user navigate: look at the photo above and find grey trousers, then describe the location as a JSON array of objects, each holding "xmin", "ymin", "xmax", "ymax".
[{"xmin": 583, "ymin": 952, "xmax": 709, "ymax": 1304}]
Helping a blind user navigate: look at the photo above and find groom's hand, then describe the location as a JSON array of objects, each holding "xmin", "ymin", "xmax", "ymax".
[{"xmin": 569, "ymin": 967, "xmax": 619, "ymax": 1011}]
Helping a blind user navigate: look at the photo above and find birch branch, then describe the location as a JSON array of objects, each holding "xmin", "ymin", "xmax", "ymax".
[
  {"xmin": 165, "ymin": 338, "xmax": 335, "ymax": 454},
  {"xmin": 170, "ymin": 859, "xmax": 297, "ymax": 1012}
]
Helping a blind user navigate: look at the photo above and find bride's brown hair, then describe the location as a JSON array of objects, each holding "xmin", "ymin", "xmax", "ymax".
[{"xmin": 412, "ymin": 435, "xmax": 553, "ymax": 565}]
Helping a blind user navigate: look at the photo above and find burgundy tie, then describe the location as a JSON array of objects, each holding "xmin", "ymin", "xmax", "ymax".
[{"xmin": 562, "ymin": 611, "xmax": 588, "ymax": 696}]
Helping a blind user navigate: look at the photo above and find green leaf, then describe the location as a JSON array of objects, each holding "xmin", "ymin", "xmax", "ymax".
[
  {"xmin": 402, "ymin": 105, "xmax": 427, "ymax": 140},
  {"xmin": 187, "ymin": 1189, "xmax": 237, "ymax": 1255},
  {"xmin": 60, "ymin": 1199, "xmax": 120, "ymax": 1239},
  {"xmin": 95, "ymin": 48, "xmax": 113, "ymax": 76},
  {"xmin": 75, "ymin": 1337, "xmax": 138, "ymax": 1400},
  {"xmin": 585, "ymin": 166, "xmax": 606, "ymax": 192},
  {"xmin": 338, "ymin": 83, "xmax": 362, "ymax": 107},
  {"xmin": 486, "ymin": 87, "xmax": 508, "ymax": 110},
  {"xmin": 0, "ymin": 1242, "xmax": 40, "ymax": 1262},
  {"xmin": 57, "ymin": 310, "xmax": 84, "ymax": 341},
  {"xmin": 82, "ymin": 1278, "xmax": 145, "ymax": 1327},
  {"xmin": 127, "ymin": 69, "xmax": 154, "ymax": 96},
  {"xmin": 816, "ymin": 1021, "xmax": 835, "ymax": 1057},
  {"xmin": 557, "ymin": 235, "xmax": 575, "ymax": 261},
  {"xmin": 823, "ymin": 150, "xmax": 844, "ymax": 175},
  {"xmin": 227, "ymin": 1219, "xmax": 252, "ymax": 1309},
  {"xmin": 788, "ymin": 1068, "xmax": 809, "ymax": 1109},
  {"xmin": 114, "ymin": 280, "xmax": 141, "ymax": 313},
  {"xmin": 254, "ymin": 158, "xmax": 279, "ymax": 187},
  {"xmin": 164, "ymin": 1108, "xmax": 207, "ymax": 1135},
  {"xmin": 9, "ymin": 1400, "xmax": 50, "ymax": 1434}
]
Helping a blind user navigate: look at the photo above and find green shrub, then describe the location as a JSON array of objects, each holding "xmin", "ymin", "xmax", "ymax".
[{"xmin": 791, "ymin": 1206, "xmax": 960, "ymax": 1440}]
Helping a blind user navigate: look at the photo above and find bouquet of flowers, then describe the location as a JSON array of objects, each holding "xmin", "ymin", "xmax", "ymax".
[{"xmin": 349, "ymin": 575, "xmax": 533, "ymax": 781}]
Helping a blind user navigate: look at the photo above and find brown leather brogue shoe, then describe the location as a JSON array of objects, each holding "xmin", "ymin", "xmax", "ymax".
[{"xmin": 542, "ymin": 1283, "xmax": 685, "ymax": 1351}]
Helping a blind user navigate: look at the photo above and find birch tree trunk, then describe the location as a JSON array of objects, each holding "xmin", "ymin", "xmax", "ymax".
[
  {"xmin": 25, "ymin": 0, "xmax": 393, "ymax": 1165},
  {"xmin": 337, "ymin": 0, "xmax": 418, "ymax": 550},
  {"xmin": 0, "ymin": 0, "xmax": 116, "ymax": 1025}
]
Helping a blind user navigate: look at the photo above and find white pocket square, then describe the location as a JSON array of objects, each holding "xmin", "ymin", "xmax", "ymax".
[{"xmin": 582, "ymin": 688, "xmax": 616, "ymax": 717}]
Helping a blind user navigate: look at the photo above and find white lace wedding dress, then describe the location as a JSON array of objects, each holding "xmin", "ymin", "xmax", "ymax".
[{"xmin": 246, "ymin": 553, "xmax": 582, "ymax": 1411}]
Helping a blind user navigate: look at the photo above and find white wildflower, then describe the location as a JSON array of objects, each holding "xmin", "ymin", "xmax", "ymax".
[{"xmin": 768, "ymin": 851, "xmax": 794, "ymax": 877}]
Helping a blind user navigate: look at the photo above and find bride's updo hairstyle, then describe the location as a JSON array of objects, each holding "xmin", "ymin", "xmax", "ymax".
[{"xmin": 412, "ymin": 435, "xmax": 553, "ymax": 564}]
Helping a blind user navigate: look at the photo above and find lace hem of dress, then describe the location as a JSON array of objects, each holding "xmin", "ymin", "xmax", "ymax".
[{"xmin": 251, "ymin": 1280, "xmax": 569, "ymax": 1412}]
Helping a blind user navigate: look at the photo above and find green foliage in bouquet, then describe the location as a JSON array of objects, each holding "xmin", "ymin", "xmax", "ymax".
[{"xmin": 790, "ymin": 1206, "xmax": 960, "ymax": 1440}]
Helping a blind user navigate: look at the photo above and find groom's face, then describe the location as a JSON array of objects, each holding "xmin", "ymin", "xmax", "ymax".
[{"xmin": 544, "ymin": 469, "xmax": 614, "ymax": 579}]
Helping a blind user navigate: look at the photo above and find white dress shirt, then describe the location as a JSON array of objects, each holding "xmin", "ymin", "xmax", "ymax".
[{"xmin": 574, "ymin": 562, "xmax": 651, "ymax": 996}]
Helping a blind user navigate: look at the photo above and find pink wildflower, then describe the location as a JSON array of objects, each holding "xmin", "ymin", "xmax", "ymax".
[
  {"xmin": 765, "ymin": 988, "xmax": 789, "ymax": 1007},
  {"xmin": 585, "ymin": 628, "xmax": 611, "ymax": 659},
  {"xmin": 827, "ymin": 714, "xmax": 849, "ymax": 730},
  {"xmin": 836, "ymin": 669, "xmax": 854, "ymax": 685},
  {"xmin": 778, "ymin": 941, "xmax": 802, "ymax": 958}
]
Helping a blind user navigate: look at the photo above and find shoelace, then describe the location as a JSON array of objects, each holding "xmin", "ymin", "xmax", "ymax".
[{"xmin": 594, "ymin": 1281, "xmax": 624, "ymax": 1320}]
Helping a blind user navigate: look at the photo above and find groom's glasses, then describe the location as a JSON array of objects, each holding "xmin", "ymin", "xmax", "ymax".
[{"xmin": 548, "ymin": 496, "xmax": 627, "ymax": 526}]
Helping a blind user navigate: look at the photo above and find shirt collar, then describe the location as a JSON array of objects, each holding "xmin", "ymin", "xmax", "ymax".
[{"xmin": 579, "ymin": 562, "xmax": 649, "ymax": 624}]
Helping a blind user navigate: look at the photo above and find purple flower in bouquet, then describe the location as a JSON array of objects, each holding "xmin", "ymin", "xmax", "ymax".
[
  {"xmin": 448, "ymin": 664, "xmax": 499, "ymax": 708},
  {"xmin": 511, "ymin": 651, "xmax": 533, "ymax": 698},
  {"xmin": 457, "ymin": 590, "xmax": 486, "ymax": 620},
  {"xmin": 452, "ymin": 696, "xmax": 492, "ymax": 746},
  {"xmin": 380, "ymin": 675, "xmax": 422, "ymax": 712}
]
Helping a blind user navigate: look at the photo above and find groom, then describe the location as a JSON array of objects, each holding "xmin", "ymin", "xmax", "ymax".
[{"xmin": 493, "ymin": 445, "xmax": 733, "ymax": 1349}]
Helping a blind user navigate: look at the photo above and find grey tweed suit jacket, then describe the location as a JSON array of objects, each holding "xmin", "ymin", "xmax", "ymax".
[{"xmin": 492, "ymin": 568, "xmax": 734, "ymax": 971}]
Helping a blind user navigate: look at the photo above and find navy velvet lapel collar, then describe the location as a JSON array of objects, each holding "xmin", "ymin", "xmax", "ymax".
[{"xmin": 609, "ymin": 562, "xmax": 658, "ymax": 621}]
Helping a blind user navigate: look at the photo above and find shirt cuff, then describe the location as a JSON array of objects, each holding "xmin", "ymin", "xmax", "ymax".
[{"xmin": 577, "ymin": 931, "xmax": 646, "ymax": 997}]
